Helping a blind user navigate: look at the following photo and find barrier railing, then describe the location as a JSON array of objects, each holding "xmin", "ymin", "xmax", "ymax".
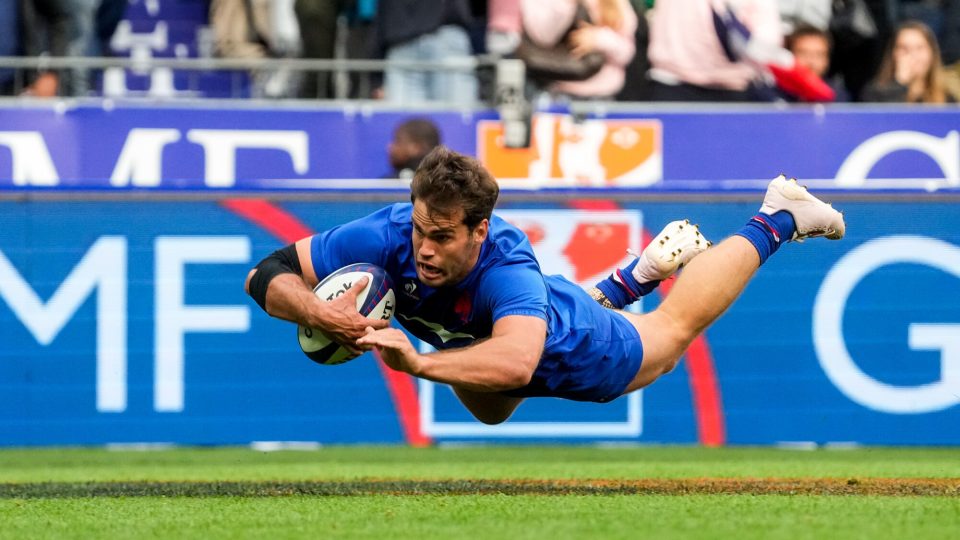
[{"xmin": 0, "ymin": 55, "xmax": 500, "ymax": 102}]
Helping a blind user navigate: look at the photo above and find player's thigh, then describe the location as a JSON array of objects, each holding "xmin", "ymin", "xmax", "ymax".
[
  {"xmin": 616, "ymin": 310, "xmax": 690, "ymax": 393},
  {"xmin": 453, "ymin": 386, "xmax": 524, "ymax": 425}
]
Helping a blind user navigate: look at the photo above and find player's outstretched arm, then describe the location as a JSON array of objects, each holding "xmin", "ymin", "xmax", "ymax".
[
  {"xmin": 358, "ymin": 315, "xmax": 546, "ymax": 392},
  {"xmin": 245, "ymin": 237, "xmax": 388, "ymax": 353}
]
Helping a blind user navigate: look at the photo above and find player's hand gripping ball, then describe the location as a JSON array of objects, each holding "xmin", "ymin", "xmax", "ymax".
[{"xmin": 298, "ymin": 263, "xmax": 395, "ymax": 365}]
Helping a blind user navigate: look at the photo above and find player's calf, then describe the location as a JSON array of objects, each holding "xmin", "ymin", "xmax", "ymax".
[{"xmin": 591, "ymin": 220, "xmax": 711, "ymax": 310}]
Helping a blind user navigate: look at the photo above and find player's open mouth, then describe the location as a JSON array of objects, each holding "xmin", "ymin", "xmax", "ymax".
[{"xmin": 418, "ymin": 262, "xmax": 442, "ymax": 279}]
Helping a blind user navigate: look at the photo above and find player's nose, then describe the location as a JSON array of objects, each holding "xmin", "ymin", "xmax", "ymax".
[{"xmin": 418, "ymin": 240, "xmax": 436, "ymax": 257}]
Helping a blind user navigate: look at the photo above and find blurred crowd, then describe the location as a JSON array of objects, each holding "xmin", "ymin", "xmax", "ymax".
[
  {"xmin": 0, "ymin": 0, "xmax": 126, "ymax": 97},
  {"xmin": 2, "ymin": 0, "xmax": 959, "ymax": 104}
]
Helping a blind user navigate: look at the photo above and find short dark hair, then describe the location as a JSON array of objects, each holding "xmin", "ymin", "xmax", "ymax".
[
  {"xmin": 410, "ymin": 146, "xmax": 499, "ymax": 229},
  {"xmin": 786, "ymin": 24, "xmax": 832, "ymax": 52},
  {"xmin": 395, "ymin": 118, "xmax": 441, "ymax": 149}
]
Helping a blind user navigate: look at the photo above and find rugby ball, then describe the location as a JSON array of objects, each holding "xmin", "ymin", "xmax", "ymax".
[{"xmin": 298, "ymin": 263, "xmax": 396, "ymax": 365}]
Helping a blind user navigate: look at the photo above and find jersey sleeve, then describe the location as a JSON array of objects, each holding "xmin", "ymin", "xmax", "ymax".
[
  {"xmin": 478, "ymin": 262, "xmax": 549, "ymax": 323},
  {"xmin": 309, "ymin": 206, "xmax": 393, "ymax": 278}
]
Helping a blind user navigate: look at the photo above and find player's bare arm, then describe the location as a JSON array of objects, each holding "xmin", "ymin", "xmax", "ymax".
[
  {"xmin": 358, "ymin": 314, "xmax": 546, "ymax": 392},
  {"xmin": 245, "ymin": 237, "xmax": 388, "ymax": 354}
]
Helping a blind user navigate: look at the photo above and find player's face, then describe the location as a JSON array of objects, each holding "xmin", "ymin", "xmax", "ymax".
[{"xmin": 411, "ymin": 200, "xmax": 488, "ymax": 287}]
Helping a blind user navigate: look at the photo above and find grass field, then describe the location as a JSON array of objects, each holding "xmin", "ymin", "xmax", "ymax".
[{"xmin": 1, "ymin": 446, "xmax": 958, "ymax": 539}]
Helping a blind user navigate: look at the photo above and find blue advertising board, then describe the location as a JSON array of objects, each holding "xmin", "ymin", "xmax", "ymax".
[
  {"xmin": 1, "ymin": 103, "xmax": 959, "ymax": 192},
  {"xmin": 1, "ymin": 197, "xmax": 958, "ymax": 446}
]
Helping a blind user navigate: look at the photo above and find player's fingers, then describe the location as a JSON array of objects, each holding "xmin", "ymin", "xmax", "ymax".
[
  {"xmin": 366, "ymin": 318, "xmax": 390, "ymax": 330},
  {"xmin": 343, "ymin": 276, "xmax": 370, "ymax": 298},
  {"xmin": 355, "ymin": 339, "xmax": 376, "ymax": 351},
  {"xmin": 355, "ymin": 328, "xmax": 375, "ymax": 349},
  {"xmin": 356, "ymin": 331, "xmax": 382, "ymax": 346},
  {"xmin": 358, "ymin": 329, "xmax": 402, "ymax": 347}
]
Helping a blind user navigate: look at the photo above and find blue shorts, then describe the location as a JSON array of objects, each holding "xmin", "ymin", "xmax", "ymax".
[{"xmin": 501, "ymin": 277, "xmax": 644, "ymax": 403}]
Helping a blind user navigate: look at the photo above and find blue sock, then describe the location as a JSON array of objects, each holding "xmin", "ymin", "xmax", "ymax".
[
  {"xmin": 594, "ymin": 258, "xmax": 661, "ymax": 310},
  {"xmin": 735, "ymin": 211, "xmax": 797, "ymax": 265}
]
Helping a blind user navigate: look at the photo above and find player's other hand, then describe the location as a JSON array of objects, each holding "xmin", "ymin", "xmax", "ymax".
[
  {"xmin": 357, "ymin": 327, "xmax": 423, "ymax": 375},
  {"xmin": 317, "ymin": 276, "xmax": 390, "ymax": 354}
]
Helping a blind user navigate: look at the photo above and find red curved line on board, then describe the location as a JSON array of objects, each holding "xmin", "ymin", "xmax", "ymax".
[
  {"xmin": 221, "ymin": 198, "xmax": 431, "ymax": 446},
  {"xmin": 374, "ymin": 351, "xmax": 432, "ymax": 447},
  {"xmin": 221, "ymin": 199, "xmax": 315, "ymax": 242},
  {"xmin": 566, "ymin": 199, "xmax": 726, "ymax": 446},
  {"xmin": 656, "ymin": 279, "xmax": 726, "ymax": 447}
]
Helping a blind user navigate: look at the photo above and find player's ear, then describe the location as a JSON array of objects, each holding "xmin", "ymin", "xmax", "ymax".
[{"xmin": 473, "ymin": 219, "xmax": 489, "ymax": 243}]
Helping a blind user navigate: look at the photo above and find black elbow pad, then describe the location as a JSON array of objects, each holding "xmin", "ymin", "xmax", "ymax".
[{"xmin": 248, "ymin": 243, "xmax": 303, "ymax": 311}]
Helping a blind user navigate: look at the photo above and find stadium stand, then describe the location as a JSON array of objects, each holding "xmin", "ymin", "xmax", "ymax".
[
  {"xmin": 0, "ymin": 1, "xmax": 958, "ymax": 103},
  {"xmin": 108, "ymin": 0, "xmax": 246, "ymax": 98}
]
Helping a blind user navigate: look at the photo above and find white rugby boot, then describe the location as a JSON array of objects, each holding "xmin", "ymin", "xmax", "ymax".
[
  {"xmin": 760, "ymin": 174, "xmax": 845, "ymax": 241},
  {"xmin": 630, "ymin": 219, "xmax": 712, "ymax": 283}
]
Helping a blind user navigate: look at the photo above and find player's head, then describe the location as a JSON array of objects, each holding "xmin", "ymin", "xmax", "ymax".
[
  {"xmin": 409, "ymin": 146, "xmax": 499, "ymax": 287},
  {"xmin": 786, "ymin": 25, "xmax": 832, "ymax": 78},
  {"xmin": 388, "ymin": 118, "xmax": 441, "ymax": 176}
]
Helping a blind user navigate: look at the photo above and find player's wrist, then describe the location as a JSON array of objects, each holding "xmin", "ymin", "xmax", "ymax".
[
  {"xmin": 406, "ymin": 353, "xmax": 427, "ymax": 378},
  {"xmin": 307, "ymin": 300, "xmax": 336, "ymax": 332}
]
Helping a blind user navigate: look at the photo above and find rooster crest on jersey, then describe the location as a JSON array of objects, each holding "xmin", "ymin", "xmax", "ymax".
[{"xmin": 298, "ymin": 263, "xmax": 396, "ymax": 365}]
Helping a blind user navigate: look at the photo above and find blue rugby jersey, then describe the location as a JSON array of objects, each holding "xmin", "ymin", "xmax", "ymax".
[{"xmin": 309, "ymin": 203, "xmax": 642, "ymax": 402}]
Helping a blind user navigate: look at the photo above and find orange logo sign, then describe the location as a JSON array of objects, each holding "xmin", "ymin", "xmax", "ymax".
[{"xmin": 477, "ymin": 114, "xmax": 662, "ymax": 187}]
